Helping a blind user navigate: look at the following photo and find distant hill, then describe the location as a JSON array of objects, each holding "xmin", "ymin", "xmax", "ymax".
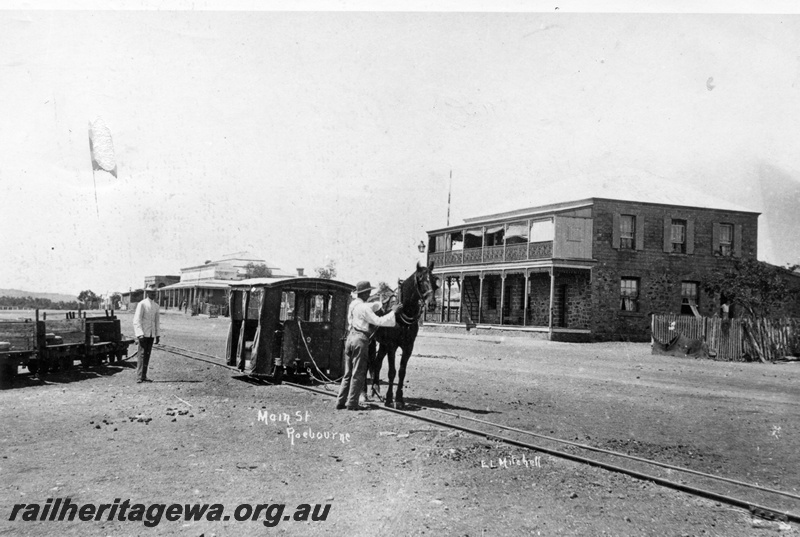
[{"xmin": 0, "ymin": 288, "xmax": 76, "ymax": 303}]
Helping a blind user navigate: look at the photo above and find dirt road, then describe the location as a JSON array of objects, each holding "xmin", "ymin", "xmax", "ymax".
[{"xmin": 1, "ymin": 311, "xmax": 798, "ymax": 536}]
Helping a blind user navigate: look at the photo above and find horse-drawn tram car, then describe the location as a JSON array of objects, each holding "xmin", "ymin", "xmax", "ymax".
[{"xmin": 226, "ymin": 277, "xmax": 355, "ymax": 383}]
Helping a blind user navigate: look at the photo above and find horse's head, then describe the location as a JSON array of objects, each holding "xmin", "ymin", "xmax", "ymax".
[{"xmin": 411, "ymin": 260, "xmax": 437, "ymax": 311}]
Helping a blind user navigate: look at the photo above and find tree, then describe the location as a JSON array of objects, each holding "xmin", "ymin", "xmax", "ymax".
[
  {"xmin": 245, "ymin": 263, "xmax": 273, "ymax": 278},
  {"xmin": 314, "ymin": 259, "xmax": 337, "ymax": 280},
  {"xmin": 109, "ymin": 292, "xmax": 123, "ymax": 309},
  {"xmin": 77, "ymin": 289, "xmax": 99, "ymax": 309},
  {"xmin": 703, "ymin": 259, "xmax": 800, "ymax": 362},
  {"xmin": 702, "ymin": 259, "xmax": 800, "ymax": 319}
]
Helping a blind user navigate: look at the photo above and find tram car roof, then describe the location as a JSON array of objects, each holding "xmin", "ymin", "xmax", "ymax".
[{"xmin": 229, "ymin": 276, "xmax": 355, "ymax": 294}]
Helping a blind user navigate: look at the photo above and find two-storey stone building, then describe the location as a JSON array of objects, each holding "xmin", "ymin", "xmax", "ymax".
[{"xmin": 425, "ymin": 197, "xmax": 759, "ymax": 341}]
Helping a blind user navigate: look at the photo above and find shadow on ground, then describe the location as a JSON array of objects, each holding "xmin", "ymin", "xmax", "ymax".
[
  {"xmin": 395, "ymin": 397, "xmax": 499, "ymax": 415},
  {"xmin": 3, "ymin": 363, "xmax": 131, "ymax": 390}
]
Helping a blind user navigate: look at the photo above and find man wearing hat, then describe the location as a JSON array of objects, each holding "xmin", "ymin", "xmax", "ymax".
[
  {"xmin": 133, "ymin": 284, "xmax": 161, "ymax": 383},
  {"xmin": 336, "ymin": 281, "xmax": 400, "ymax": 410}
]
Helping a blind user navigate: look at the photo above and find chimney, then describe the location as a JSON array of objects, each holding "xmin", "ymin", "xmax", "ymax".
[{"xmin": 296, "ymin": 268, "xmax": 304, "ymax": 277}]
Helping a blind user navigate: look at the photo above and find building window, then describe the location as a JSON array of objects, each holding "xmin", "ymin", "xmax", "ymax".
[
  {"xmin": 530, "ymin": 219, "xmax": 554, "ymax": 242},
  {"xmin": 505, "ymin": 221, "xmax": 528, "ymax": 244},
  {"xmin": 670, "ymin": 219, "xmax": 687, "ymax": 253},
  {"xmin": 719, "ymin": 224, "xmax": 733, "ymax": 256},
  {"xmin": 620, "ymin": 278, "xmax": 639, "ymax": 312},
  {"xmin": 448, "ymin": 231, "xmax": 463, "ymax": 251},
  {"xmin": 681, "ymin": 282, "xmax": 699, "ymax": 315},
  {"xmin": 464, "ymin": 228, "xmax": 483, "ymax": 249},
  {"xmin": 484, "ymin": 225, "xmax": 504, "ymax": 247},
  {"xmin": 620, "ymin": 215, "xmax": 635, "ymax": 249}
]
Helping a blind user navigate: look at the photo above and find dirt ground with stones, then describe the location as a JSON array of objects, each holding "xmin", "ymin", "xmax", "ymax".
[{"xmin": 1, "ymin": 310, "xmax": 799, "ymax": 536}]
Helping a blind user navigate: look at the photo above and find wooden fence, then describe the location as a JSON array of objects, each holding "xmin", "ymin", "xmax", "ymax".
[
  {"xmin": 740, "ymin": 317, "xmax": 800, "ymax": 362},
  {"xmin": 651, "ymin": 315, "xmax": 800, "ymax": 362}
]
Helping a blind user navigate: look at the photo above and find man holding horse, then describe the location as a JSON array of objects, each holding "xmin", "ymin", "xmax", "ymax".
[{"xmin": 336, "ymin": 281, "xmax": 400, "ymax": 411}]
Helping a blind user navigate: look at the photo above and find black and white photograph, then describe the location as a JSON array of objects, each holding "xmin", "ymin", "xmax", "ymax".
[{"xmin": 1, "ymin": 1, "xmax": 799, "ymax": 535}]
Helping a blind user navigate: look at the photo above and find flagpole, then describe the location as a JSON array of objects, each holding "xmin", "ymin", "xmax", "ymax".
[
  {"xmin": 447, "ymin": 170, "xmax": 452, "ymax": 226},
  {"xmin": 88, "ymin": 122, "xmax": 99, "ymax": 218},
  {"xmin": 91, "ymin": 167, "xmax": 100, "ymax": 218}
]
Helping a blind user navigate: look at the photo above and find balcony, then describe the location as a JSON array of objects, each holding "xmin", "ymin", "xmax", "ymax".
[
  {"xmin": 429, "ymin": 241, "xmax": 554, "ymax": 268},
  {"xmin": 428, "ymin": 215, "xmax": 593, "ymax": 269}
]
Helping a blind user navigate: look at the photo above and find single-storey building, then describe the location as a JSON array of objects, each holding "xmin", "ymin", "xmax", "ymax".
[{"xmin": 156, "ymin": 252, "xmax": 293, "ymax": 316}]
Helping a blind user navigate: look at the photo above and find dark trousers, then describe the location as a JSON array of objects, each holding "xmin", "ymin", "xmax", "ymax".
[
  {"xmin": 137, "ymin": 337, "xmax": 154, "ymax": 381},
  {"xmin": 361, "ymin": 339, "xmax": 377, "ymax": 396},
  {"xmin": 337, "ymin": 332, "xmax": 369, "ymax": 408}
]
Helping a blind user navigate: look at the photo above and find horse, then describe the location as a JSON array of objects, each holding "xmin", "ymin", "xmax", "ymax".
[{"xmin": 368, "ymin": 261, "xmax": 437, "ymax": 409}]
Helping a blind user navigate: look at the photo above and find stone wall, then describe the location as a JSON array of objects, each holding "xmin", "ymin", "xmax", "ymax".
[
  {"xmin": 527, "ymin": 275, "xmax": 550, "ymax": 326},
  {"xmin": 590, "ymin": 199, "xmax": 759, "ymax": 340}
]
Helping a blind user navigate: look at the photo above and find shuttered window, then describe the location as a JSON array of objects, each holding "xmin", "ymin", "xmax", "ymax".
[
  {"xmin": 620, "ymin": 215, "xmax": 635, "ymax": 249},
  {"xmin": 671, "ymin": 219, "xmax": 686, "ymax": 253},
  {"xmin": 664, "ymin": 216, "xmax": 694, "ymax": 254},
  {"xmin": 613, "ymin": 213, "xmax": 644, "ymax": 250},
  {"xmin": 719, "ymin": 224, "xmax": 733, "ymax": 256}
]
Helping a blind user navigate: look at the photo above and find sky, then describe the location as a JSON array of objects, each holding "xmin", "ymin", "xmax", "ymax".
[{"xmin": 1, "ymin": 1, "xmax": 799, "ymax": 297}]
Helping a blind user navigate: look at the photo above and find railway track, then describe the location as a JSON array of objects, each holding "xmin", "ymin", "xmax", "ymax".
[{"xmin": 156, "ymin": 343, "xmax": 800, "ymax": 525}]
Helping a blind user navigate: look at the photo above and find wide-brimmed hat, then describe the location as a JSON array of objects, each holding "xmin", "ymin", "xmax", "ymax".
[
  {"xmin": 144, "ymin": 284, "xmax": 157, "ymax": 292},
  {"xmin": 354, "ymin": 281, "xmax": 374, "ymax": 295}
]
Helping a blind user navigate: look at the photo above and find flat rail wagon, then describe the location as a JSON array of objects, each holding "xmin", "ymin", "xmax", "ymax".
[
  {"xmin": 31, "ymin": 311, "xmax": 86, "ymax": 375},
  {"xmin": 35, "ymin": 310, "xmax": 134, "ymax": 371},
  {"xmin": 82, "ymin": 311, "xmax": 135, "ymax": 366},
  {"xmin": 226, "ymin": 277, "xmax": 355, "ymax": 383},
  {"xmin": 0, "ymin": 317, "xmax": 38, "ymax": 387}
]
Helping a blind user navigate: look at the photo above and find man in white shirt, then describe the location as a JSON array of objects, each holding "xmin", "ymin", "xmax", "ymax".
[
  {"xmin": 133, "ymin": 285, "xmax": 161, "ymax": 383},
  {"xmin": 336, "ymin": 281, "xmax": 399, "ymax": 410}
]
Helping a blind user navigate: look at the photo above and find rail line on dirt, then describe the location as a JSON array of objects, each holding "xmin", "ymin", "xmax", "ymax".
[{"xmin": 156, "ymin": 343, "xmax": 800, "ymax": 524}]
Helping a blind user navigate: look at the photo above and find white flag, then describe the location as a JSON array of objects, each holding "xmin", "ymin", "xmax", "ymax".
[{"xmin": 88, "ymin": 117, "xmax": 117, "ymax": 177}]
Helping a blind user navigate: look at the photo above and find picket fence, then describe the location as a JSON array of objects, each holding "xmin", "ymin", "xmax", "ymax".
[{"xmin": 651, "ymin": 314, "xmax": 800, "ymax": 362}]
